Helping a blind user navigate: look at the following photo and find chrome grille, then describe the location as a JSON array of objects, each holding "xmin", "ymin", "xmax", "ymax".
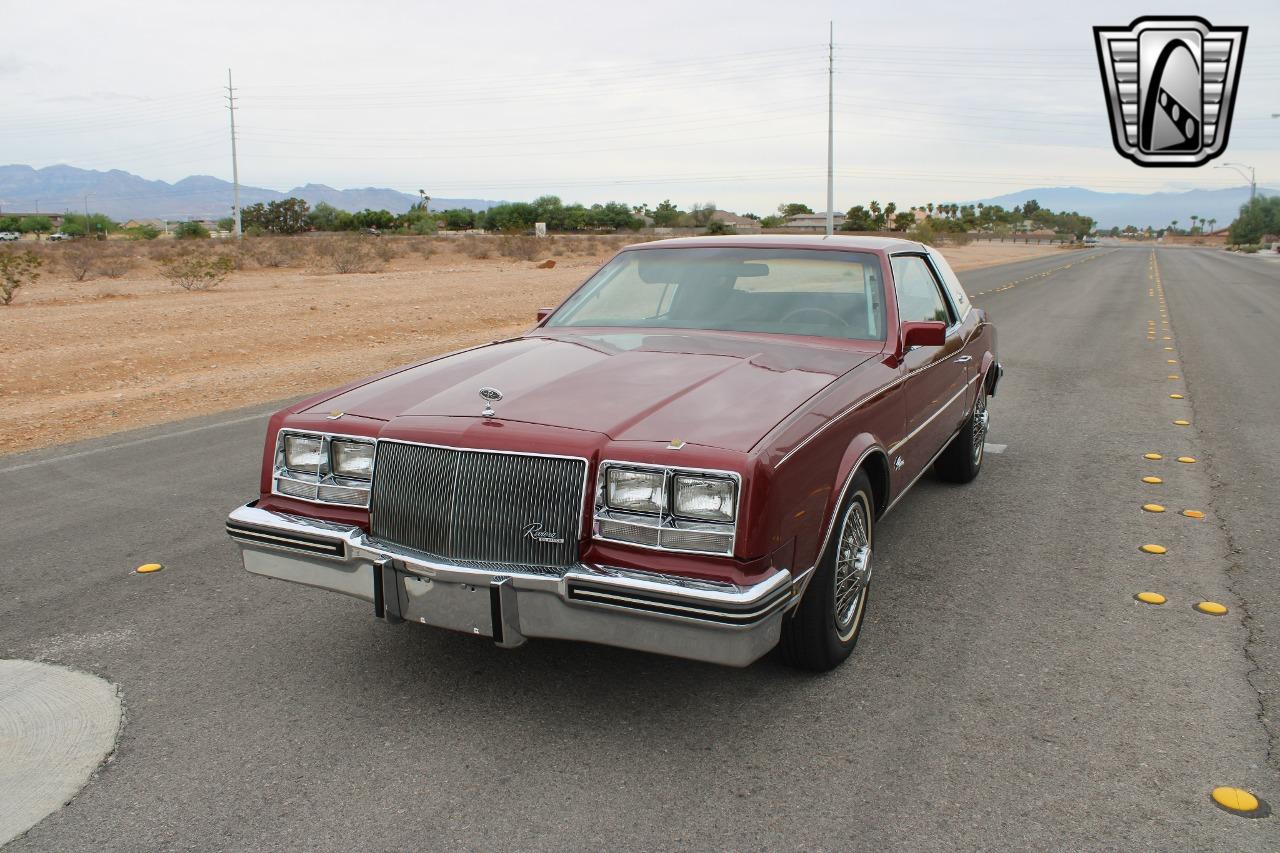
[{"xmin": 370, "ymin": 442, "xmax": 586, "ymax": 569}]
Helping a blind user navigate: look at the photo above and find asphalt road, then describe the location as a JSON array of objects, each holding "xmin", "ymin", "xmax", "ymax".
[{"xmin": 2, "ymin": 246, "xmax": 1276, "ymax": 851}]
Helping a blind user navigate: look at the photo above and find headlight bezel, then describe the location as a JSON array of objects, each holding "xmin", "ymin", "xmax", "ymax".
[
  {"xmin": 273, "ymin": 429, "xmax": 377, "ymax": 507},
  {"xmin": 595, "ymin": 460, "xmax": 741, "ymax": 556}
]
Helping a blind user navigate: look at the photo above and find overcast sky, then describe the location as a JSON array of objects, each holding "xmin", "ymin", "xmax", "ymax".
[{"xmin": 3, "ymin": 0, "xmax": 1278, "ymax": 213}]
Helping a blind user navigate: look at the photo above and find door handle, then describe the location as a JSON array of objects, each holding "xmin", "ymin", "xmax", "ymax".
[{"xmin": 953, "ymin": 355, "xmax": 973, "ymax": 364}]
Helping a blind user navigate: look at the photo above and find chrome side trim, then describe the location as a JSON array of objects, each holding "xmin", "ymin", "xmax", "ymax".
[
  {"xmin": 886, "ymin": 374, "xmax": 979, "ymax": 455},
  {"xmin": 883, "ymin": 425, "xmax": 963, "ymax": 517}
]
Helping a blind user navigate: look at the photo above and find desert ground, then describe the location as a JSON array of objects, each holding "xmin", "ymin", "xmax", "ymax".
[{"xmin": 0, "ymin": 235, "xmax": 1065, "ymax": 456}]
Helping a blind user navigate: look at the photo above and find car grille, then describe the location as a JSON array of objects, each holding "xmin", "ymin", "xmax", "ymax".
[{"xmin": 369, "ymin": 441, "xmax": 586, "ymax": 569}]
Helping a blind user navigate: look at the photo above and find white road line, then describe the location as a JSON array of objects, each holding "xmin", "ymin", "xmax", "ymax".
[
  {"xmin": 983, "ymin": 443, "xmax": 1008, "ymax": 454},
  {"xmin": 0, "ymin": 410, "xmax": 272, "ymax": 475}
]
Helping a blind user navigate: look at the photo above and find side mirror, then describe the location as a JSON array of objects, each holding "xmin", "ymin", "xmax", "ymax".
[
  {"xmin": 899, "ymin": 320, "xmax": 946, "ymax": 354},
  {"xmin": 536, "ymin": 308, "xmax": 553, "ymax": 323}
]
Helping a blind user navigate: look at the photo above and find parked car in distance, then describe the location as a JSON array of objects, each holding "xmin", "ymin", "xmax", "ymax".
[
  {"xmin": 46, "ymin": 232, "xmax": 71, "ymax": 241},
  {"xmin": 227, "ymin": 235, "xmax": 1001, "ymax": 670},
  {"xmin": 0, "ymin": 231, "xmax": 19, "ymax": 241}
]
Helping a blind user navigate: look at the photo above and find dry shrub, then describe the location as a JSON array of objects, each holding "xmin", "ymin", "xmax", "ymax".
[
  {"xmin": 371, "ymin": 237, "xmax": 399, "ymax": 263},
  {"xmin": 460, "ymin": 235, "xmax": 492, "ymax": 259},
  {"xmin": 62, "ymin": 240, "xmax": 99, "ymax": 282},
  {"xmin": 408, "ymin": 236, "xmax": 436, "ymax": 258},
  {"xmin": 95, "ymin": 245, "xmax": 136, "ymax": 279},
  {"xmin": 0, "ymin": 249, "xmax": 42, "ymax": 305},
  {"xmin": 313, "ymin": 234, "xmax": 382, "ymax": 274},
  {"xmin": 246, "ymin": 235, "xmax": 306, "ymax": 268},
  {"xmin": 497, "ymin": 235, "xmax": 540, "ymax": 260},
  {"xmin": 159, "ymin": 251, "xmax": 234, "ymax": 291}
]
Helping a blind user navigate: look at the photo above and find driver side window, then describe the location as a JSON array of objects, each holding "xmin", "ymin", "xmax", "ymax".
[{"xmin": 891, "ymin": 255, "xmax": 953, "ymax": 325}]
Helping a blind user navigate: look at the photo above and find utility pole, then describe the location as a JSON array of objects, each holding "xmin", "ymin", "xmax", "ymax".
[
  {"xmin": 83, "ymin": 193, "xmax": 92, "ymax": 238},
  {"xmin": 826, "ymin": 21, "xmax": 834, "ymax": 236},
  {"xmin": 226, "ymin": 69, "xmax": 242, "ymax": 238},
  {"xmin": 1217, "ymin": 162, "xmax": 1256, "ymax": 202}
]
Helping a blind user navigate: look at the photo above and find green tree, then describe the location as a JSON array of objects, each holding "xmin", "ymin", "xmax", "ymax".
[
  {"xmin": 18, "ymin": 215, "xmax": 52, "ymax": 237},
  {"xmin": 482, "ymin": 202, "xmax": 537, "ymax": 232},
  {"xmin": 704, "ymin": 220, "xmax": 735, "ymax": 236},
  {"xmin": 779, "ymin": 202, "xmax": 814, "ymax": 217},
  {"xmin": 759, "ymin": 215, "xmax": 785, "ymax": 228},
  {"xmin": 841, "ymin": 205, "xmax": 875, "ymax": 231},
  {"xmin": 441, "ymin": 208, "xmax": 477, "ymax": 230},
  {"xmin": 243, "ymin": 197, "xmax": 311, "ymax": 234},
  {"xmin": 689, "ymin": 201, "xmax": 717, "ymax": 228},
  {"xmin": 0, "ymin": 216, "xmax": 19, "ymax": 232},
  {"xmin": 216, "ymin": 216, "xmax": 235, "ymax": 232},
  {"xmin": 307, "ymin": 201, "xmax": 345, "ymax": 231},
  {"xmin": 651, "ymin": 199, "xmax": 683, "ymax": 227},
  {"xmin": 352, "ymin": 208, "xmax": 396, "ymax": 230},
  {"xmin": 1228, "ymin": 196, "xmax": 1280, "ymax": 244},
  {"xmin": 174, "ymin": 221, "xmax": 210, "ymax": 239},
  {"xmin": 60, "ymin": 213, "xmax": 116, "ymax": 238}
]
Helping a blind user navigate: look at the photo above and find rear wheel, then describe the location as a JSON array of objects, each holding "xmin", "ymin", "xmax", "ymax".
[
  {"xmin": 781, "ymin": 470, "xmax": 874, "ymax": 671},
  {"xmin": 935, "ymin": 383, "xmax": 988, "ymax": 484}
]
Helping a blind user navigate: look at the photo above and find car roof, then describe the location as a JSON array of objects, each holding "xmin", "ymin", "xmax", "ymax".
[{"xmin": 624, "ymin": 234, "xmax": 928, "ymax": 253}]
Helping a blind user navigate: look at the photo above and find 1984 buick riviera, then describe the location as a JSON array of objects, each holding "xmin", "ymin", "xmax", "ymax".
[{"xmin": 227, "ymin": 235, "xmax": 1000, "ymax": 670}]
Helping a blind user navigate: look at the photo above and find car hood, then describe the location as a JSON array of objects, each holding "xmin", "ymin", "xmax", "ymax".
[{"xmin": 304, "ymin": 331, "xmax": 879, "ymax": 452}]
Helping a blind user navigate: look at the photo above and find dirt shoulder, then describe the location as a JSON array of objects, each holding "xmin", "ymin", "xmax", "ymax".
[{"xmin": 0, "ymin": 238, "xmax": 1063, "ymax": 456}]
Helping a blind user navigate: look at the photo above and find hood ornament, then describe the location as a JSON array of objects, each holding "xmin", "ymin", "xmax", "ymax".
[{"xmin": 479, "ymin": 386, "xmax": 503, "ymax": 418}]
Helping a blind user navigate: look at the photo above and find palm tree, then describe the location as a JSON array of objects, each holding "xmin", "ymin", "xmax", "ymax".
[
  {"xmin": 1171, "ymin": 219, "xmax": 1179, "ymax": 234},
  {"xmin": 1209, "ymin": 217, "xmax": 1217, "ymax": 233}
]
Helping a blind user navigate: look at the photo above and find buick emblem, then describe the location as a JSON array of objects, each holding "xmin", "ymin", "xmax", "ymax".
[
  {"xmin": 1094, "ymin": 16, "xmax": 1247, "ymax": 167},
  {"xmin": 479, "ymin": 386, "xmax": 503, "ymax": 418}
]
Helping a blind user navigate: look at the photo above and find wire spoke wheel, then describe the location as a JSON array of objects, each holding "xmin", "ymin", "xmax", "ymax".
[
  {"xmin": 833, "ymin": 497, "xmax": 871, "ymax": 642},
  {"xmin": 971, "ymin": 390, "xmax": 989, "ymax": 466}
]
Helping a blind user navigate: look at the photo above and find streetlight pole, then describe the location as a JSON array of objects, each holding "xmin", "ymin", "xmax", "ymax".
[
  {"xmin": 83, "ymin": 193, "xmax": 92, "ymax": 239},
  {"xmin": 825, "ymin": 21, "xmax": 834, "ymax": 237},
  {"xmin": 1217, "ymin": 162, "xmax": 1256, "ymax": 201}
]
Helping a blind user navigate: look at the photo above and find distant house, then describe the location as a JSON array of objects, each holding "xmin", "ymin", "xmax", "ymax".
[
  {"xmin": 710, "ymin": 210, "xmax": 761, "ymax": 233},
  {"xmin": 122, "ymin": 218, "xmax": 167, "ymax": 231},
  {"xmin": 783, "ymin": 212, "xmax": 846, "ymax": 231}
]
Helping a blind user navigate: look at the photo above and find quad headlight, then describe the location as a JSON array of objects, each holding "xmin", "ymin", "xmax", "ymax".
[
  {"xmin": 606, "ymin": 468, "xmax": 665, "ymax": 514},
  {"xmin": 274, "ymin": 431, "xmax": 376, "ymax": 507},
  {"xmin": 282, "ymin": 434, "xmax": 324, "ymax": 470},
  {"xmin": 602, "ymin": 466, "xmax": 737, "ymax": 522},
  {"xmin": 330, "ymin": 439, "xmax": 375, "ymax": 480},
  {"xmin": 672, "ymin": 474, "xmax": 736, "ymax": 522}
]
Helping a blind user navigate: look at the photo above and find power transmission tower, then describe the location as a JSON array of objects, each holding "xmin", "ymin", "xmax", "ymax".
[
  {"xmin": 826, "ymin": 22, "xmax": 834, "ymax": 237},
  {"xmin": 226, "ymin": 69, "xmax": 242, "ymax": 238}
]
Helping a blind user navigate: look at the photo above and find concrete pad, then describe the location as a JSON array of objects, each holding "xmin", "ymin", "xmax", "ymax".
[{"xmin": 0, "ymin": 660, "xmax": 121, "ymax": 846}]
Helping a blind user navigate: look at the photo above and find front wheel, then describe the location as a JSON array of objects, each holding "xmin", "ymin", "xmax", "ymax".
[
  {"xmin": 935, "ymin": 384, "xmax": 988, "ymax": 483},
  {"xmin": 780, "ymin": 470, "xmax": 874, "ymax": 671}
]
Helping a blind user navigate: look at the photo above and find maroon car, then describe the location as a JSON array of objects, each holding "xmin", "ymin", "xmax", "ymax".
[{"xmin": 227, "ymin": 235, "xmax": 999, "ymax": 670}]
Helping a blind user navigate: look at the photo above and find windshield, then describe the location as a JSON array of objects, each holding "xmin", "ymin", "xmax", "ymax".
[{"xmin": 546, "ymin": 247, "xmax": 887, "ymax": 341}]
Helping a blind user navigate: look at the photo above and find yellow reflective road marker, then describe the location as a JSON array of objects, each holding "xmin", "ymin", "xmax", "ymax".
[
  {"xmin": 1143, "ymin": 452, "xmax": 1162, "ymax": 460},
  {"xmin": 1135, "ymin": 592, "xmax": 1166, "ymax": 605},
  {"xmin": 1196, "ymin": 601, "xmax": 1229, "ymax": 616},
  {"xmin": 1173, "ymin": 419, "xmax": 1191, "ymax": 426},
  {"xmin": 1170, "ymin": 393, "xmax": 1184, "ymax": 399},
  {"xmin": 1164, "ymin": 347, "xmax": 1175, "ymax": 351},
  {"xmin": 1142, "ymin": 503, "xmax": 1166, "ymax": 513},
  {"xmin": 1182, "ymin": 509, "xmax": 1206, "ymax": 519},
  {"xmin": 1168, "ymin": 374, "xmax": 1180, "ymax": 380},
  {"xmin": 1142, "ymin": 475, "xmax": 1163, "ymax": 484},
  {"xmin": 135, "ymin": 563, "xmax": 163, "ymax": 574},
  {"xmin": 1167, "ymin": 359, "xmax": 1178, "ymax": 364},
  {"xmin": 1177, "ymin": 456, "xmax": 1196, "ymax": 464},
  {"xmin": 1140, "ymin": 543, "xmax": 1168, "ymax": 555},
  {"xmin": 1209, "ymin": 786, "xmax": 1269, "ymax": 818}
]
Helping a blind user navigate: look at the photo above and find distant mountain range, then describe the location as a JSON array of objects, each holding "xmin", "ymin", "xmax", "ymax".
[
  {"xmin": 0, "ymin": 164, "xmax": 503, "ymax": 220},
  {"xmin": 1, "ymin": 164, "xmax": 1268, "ymax": 229},
  {"xmin": 969, "ymin": 185, "xmax": 1273, "ymax": 230}
]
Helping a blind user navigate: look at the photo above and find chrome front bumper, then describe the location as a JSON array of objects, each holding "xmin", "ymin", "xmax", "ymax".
[{"xmin": 226, "ymin": 502, "xmax": 793, "ymax": 667}]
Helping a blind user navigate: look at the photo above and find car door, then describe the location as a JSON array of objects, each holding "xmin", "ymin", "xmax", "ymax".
[{"xmin": 889, "ymin": 253, "xmax": 969, "ymax": 479}]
